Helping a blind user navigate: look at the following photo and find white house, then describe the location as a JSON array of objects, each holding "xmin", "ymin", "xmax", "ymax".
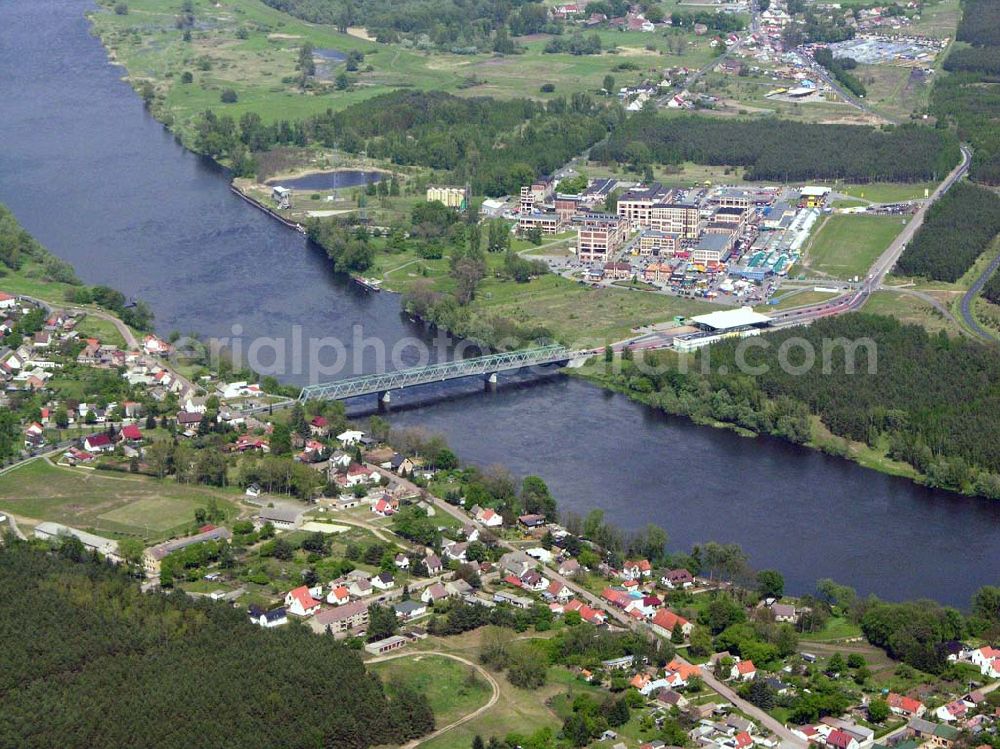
[
  {"xmin": 337, "ymin": 430, "xmax": 366, "ymax": 446},
  {"xmin": 475, "ymin": 507, "xmax": 503, "ymax": 527},
  {"xmin": 284, "ymin": 586, "xmax": 321, "ymax": 617},
  {"xmin": 83, "ymin": 433, "xmax": 114, "ymax": 453},
  {"xmin": 394, "ymin": 553, "xmax": 410, "ymax": 570},
  {"xmin": 421, "ymin": 582, "xmax": 449, "ymax": 604},
  {"xmin": 0, "ymin": 292, "xmax": 16, "ymax": 310},
  {"xmin": 249, "ymin": 606, "xmax": 288, "ymax": 628},
  {"xmin": 371, "ymin": 572, "xmax": 395, "ymax": 591},
  {"xmin": 327, "ymin": 585, "xmax": 350, "ymax": 606}
]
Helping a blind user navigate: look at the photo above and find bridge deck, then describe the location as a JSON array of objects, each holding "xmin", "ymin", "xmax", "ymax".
[{"xmin": 298, "ymin": 345, "xmax": 576, "ymax": 402}]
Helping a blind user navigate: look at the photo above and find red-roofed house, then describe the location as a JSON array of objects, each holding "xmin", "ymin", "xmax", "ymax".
[
  {"xmin": 0, "ymin": 291, "xmax": 15, "ymax": 310},
  {"xmin": 309, "ymin": 416, "xmax": 330, "ymax": 436},
  {"xmin": 372, "ymin": 498, "xmax": 395, "ymax": 517},
  {"xmin": 504, "ymin": 574, "xmax": 524, "ymax": 588},
  {"xmin": 826, "ymin": 730, "xmax": 858, "ymax": 749},
  {"xmin": 284, "ymin": 585, "xmax": 321, "ymax": 617},
  {"xmin": 327, "ymin": 585, "xmax": 350, "ymax": 606},
  {"xmin": 547, "ymin": 580, "xmax": 572, "ymax": 602},
  {"xmin": 661, "ymin": 568, "xmax": 695, "ymax": 589},
  {"xmin": 579, "ymin": 605, "xmax": 607, "ymax": 625},
  {"xmin": 119, "ymin": 424, "xmax": 143, "ymax": 443},
  {"xmin": 651, "ymin": 608, "xmax": 692, "ymax": 638},
  {"xmin": 602, "ymin": 587, "xmax": 631, "ymax": 608},
  {"xmin": 733, "ymin": 660, "xmax": 757, "ymax": 682},
  {"xmin": 734, "ymin": 731, "xmax": 753, "ymax": 749},
  {"xmin": 666, "ymin": 659, "xmax": 701, "ymax": 681},
  {"xmin": 476, "ymin": 507, "xmax": 503, "ymax": 527},
  {"xmin": 887, "ymin": 693, "xmax": 925, "ymax": 718},
  {"xmin": 83, "ymin": 433, "xmax": 114, "ymax": 453}
]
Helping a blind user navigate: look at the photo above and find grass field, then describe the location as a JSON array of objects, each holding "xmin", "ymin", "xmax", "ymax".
[
  {"xmin": 471, "ymin": 273, "xmax": 714, "ymax": 346},
  {"xmin": 806, "ymin": 214, "xmax": 906, "ymax": 279},
  {"xmin": 857, "ymin": 64, "xmax": 933, "ymax": 123},
  {"xmin": 0, "ymin": 459, "xmax": 234, "ymax": 540},
  {"xmin": 833, "ymin": 183, "xmax": 934, "ymax": 202},
  {"xmin": 770, "ymin": 288, "xmax": 839, "ymax": 310},
  {"xmin": 863, "ymin": 290, "xmax": 959, "ymax": 335},
  {"xmin": 799, "ymin": 615, "xmax": 863, "ymax": 642},
  {"xmin": 75, "ymin": 314, "xmax": 128, "ymax": 348},
  {"xmin": 371, "ymin": 655, "xmax": 492, "ymax": 726}
]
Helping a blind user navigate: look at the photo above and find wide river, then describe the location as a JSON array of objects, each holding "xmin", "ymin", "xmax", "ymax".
[{"xmin": 1, "ymin": 0, "xmax": 996, "ymax": 605}]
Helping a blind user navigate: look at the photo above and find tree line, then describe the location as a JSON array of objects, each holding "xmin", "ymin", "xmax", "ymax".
[
  {"xmin": 194, "ymin": 90, "xmax": 612, "ymax": 196},
  {"xmin": 895, "ymin": 181, "xmax": 1000, "ymax": 282},
  {"xmin": 603, "ymin": 313, "xmax": 1000, "ymax": 499},
  {"xmin": 589, "ymin": 113, "xmax": 959, "ymax": 183},
  {"xmin": 932, "ymin": 0, "xmax": 1000, "ymax": 184},
  {"xmin": 0, "ymin": 202, "xmax": 79, "ymax": 285},
  {"xmin": 0, "ymin": 541, "xmax": 435, "ymax": 749}
]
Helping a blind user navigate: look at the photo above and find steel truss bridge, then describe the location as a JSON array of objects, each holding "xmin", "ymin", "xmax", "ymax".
[{"xmin": 298, "ymin": 345, "xmax": 585, "ymax": 405}]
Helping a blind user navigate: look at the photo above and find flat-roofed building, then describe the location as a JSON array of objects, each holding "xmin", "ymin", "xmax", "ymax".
[
  {"xmin": 578, "ymin": 216, "xmax": 628, "ymax": 263},
  {"xmin": 617, "ymin": 183, "xmax": 671, "ymax": 226},
  {"xmin": 712, "ymin": 187, "xmax": 754, "ymax": 209},
  {"xmin": 691, "ymin": 233, "xmax": 735, "ymax": 264},
  {"xmin": 638, "ymin": 230, "xmax": 681, "ymax": 256},
  {"xmin": 518, "ymin": 211, "xmax": 563, "ymax": 235},
  {"xmin": 713, "ymin": 206, "xmax": 749, "ymax": 227},
  {"xmin": 649, "ymin": 203, "xmax": 699, "ymax": 238}
]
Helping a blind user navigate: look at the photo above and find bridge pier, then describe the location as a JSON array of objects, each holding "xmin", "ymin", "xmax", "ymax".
[
  {"xmin": 378, "ymin": 390, "xmax": 391, "ymax": 412},
  {"xmin": 484, "ymin": 372, "xmax": 498, "ymax": 392}
]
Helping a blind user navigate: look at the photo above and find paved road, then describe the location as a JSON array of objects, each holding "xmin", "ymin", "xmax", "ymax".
[
  {"xmin": 388, "ymin": 472, "xmax": 807, "ymax": 746},
  {"xmin": 958, "ymin": 249, "xmax": 1000, "ymax": 342},
  {"xmin": 695, "ymin": 663, "xmax": 805, "ymax": 746},
  {"xmin": 770, "ymin": 145, "xmax": 973, "ymax": 329},
  {"xmin": 366, "ymin": 651, "xmax": 501, "ymax": 748}
]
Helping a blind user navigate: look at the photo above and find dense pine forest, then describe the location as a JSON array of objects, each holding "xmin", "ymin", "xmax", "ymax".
[
  {"xmin": 589, "ymin": 113, "xmax": 959, "ymax": 183},
  {"xmin": 603, "ymin": 315, "xmax": 1000, "ymax": 498},
  {"xmin": 932, "ymin": 0, "xmax": 1000, "ymax": 184},
  {"xmin": 894, "ymin": 182, "xmax": 1000, "ymax": 282},
  {"xmin": 0, "ymin": 542, "xmax": 434, "ymax": 749}
]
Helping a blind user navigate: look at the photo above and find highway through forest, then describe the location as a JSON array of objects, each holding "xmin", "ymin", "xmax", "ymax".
[{"xmin": 959, "ymin": 246, "xmax": 1000, "ymax": 342}]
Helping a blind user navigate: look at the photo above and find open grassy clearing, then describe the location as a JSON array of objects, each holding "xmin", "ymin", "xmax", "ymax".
[
  {"xmin": 0, "ymin": 459, "xmax": 236, "ymax": 541},
  {"xmin": 862, "ymin": 290, "xmax": 958, "ymax": 335},
  {"xmin": 806, "ymin": 214, "xmax": 906, "ymax": 279},
  {"xmin": 472, "ymin": 273, "xmax": 714, "ymax": 346},
  {"xmin": 0, "ymin": 261, "xmax": 80, "ymax": 300},
  {"xmin": 857, "ymin": 64, "xmax": 933, "ymax": 123},
  {"xmin": 370, "ymin": 655, "xmax": 493, "ymax": 727},
  {"xmin": 75, "ymin": 315, "xmax": 128, "ymax": 348},
  {"xmin": 89, "ymin": 0, "xmax": 713, "ymax": 147},
  {"xmin": 903, "ymin": 0, "xmax": 961, "ymax": 38},
  {"xmin": 799, "ymin": 615, "xmax": 863, "ymax": 642}
]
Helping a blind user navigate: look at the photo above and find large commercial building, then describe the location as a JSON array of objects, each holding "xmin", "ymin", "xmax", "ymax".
[
  {"xmin": 577, "ymin": 216, "xmax": 628, "ymax": 263},
  {"xmin": 616, "ymin": 183, "xmax": 671, "ymax": 225},
  {"xmin": 649, "ymin": 203, "xmax": 700, "ymax": 238},
  {"xmin": 638, "ymin": 230, "xmax": 681, "ymax": 256},
  {"xmin": 144, "ymin": 527, "xmax": 233, "ymax": 575},
  {"xmin": 518, "ymin": 211, "xmax": 563, "ymax": 235},
  {"xmin": 691, "ymin": 233, "xmax": 736, "ymax": 264}
]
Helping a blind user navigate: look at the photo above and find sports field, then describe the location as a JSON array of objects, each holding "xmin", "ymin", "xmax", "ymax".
[{"xmin": 0, "ymin": 459, "xmax": 233, "ymax": 540}]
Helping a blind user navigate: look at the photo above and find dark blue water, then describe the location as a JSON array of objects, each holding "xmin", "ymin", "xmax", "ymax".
[{"xmin": 1, "ymin": 0, "xmax": 997, "ymax": 605}]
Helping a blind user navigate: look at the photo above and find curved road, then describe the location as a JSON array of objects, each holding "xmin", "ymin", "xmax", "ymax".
[
  {"xmin": 367, "ymin": 651, "xmax": 500, "ymax": 748},
  {"xmin": 959, "ymin": 250, "xmax": 1000, "ymax": 342},
  {"xmin": 769, "ymin": 146, "xmax": 973, "ymax": 329}
]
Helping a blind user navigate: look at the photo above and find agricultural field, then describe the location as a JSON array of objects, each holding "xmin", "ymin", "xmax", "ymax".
[
  {"xmin": 856, "ymin": 64, "xmax": 933, "ymax": 123},
  {"xmin": 0, "ymin": 459, "xmax": 236, "ymax": 541},
  {"xmin": 806, "ymin": 214, "xmax": 906, "ymax": 279}
]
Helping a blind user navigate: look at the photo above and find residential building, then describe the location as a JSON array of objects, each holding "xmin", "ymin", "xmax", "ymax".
[
  {"xmin": 248, "ymin": 606, "xmax": 288, "ymax": 628},
  {"xmin": 426, "ymin": 185, "xmax": 468, "ymax": 209},
  {"xmin": 365, "ymin": 635, "xmax": 409, "ymax": 656},
  {"xmin": 285, "ymin": 586, "xmax": 322, "ymax": 617},
  {"xmin": 143, "ymin": 527, "xmax": 232, "ymax": 574},
  {"xmin": 314, "ymin": 599, "xmax": 369, "ymax": 634}
]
